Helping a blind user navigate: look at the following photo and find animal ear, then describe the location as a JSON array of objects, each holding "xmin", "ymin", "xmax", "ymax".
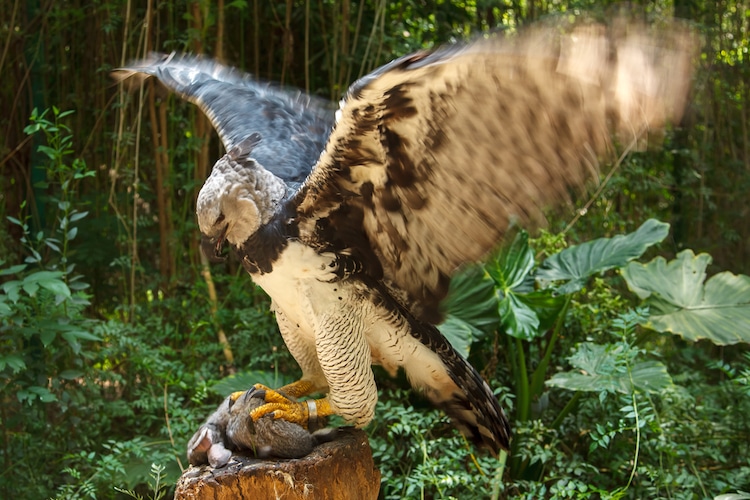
[
  {"xmin": 228, "ymin": 133, "xmax": 262, "ymax": 161},
  {"xmin": 189, "ymin": 427, "xmax": 213, "ymax": 454},
  {"xmin": 186, "ymin": 427, "xmax": 213, "ymax": 465}
]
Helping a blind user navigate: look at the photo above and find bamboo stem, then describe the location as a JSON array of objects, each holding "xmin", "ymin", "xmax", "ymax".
[
  {"xmin": 515, "ymin": 336, "xmax": 530, "ymax": 422},
  {"xmin": 189, "ymin": 0, "xmax": 235, "ymax": 370},
  {"xmin": 200, "ymin": 251, "xmax": 235, "ymax": 371},
  {"xmin": 304, "ymin": 0, "xmax": 310, "ymax": 93},
  {"xmin": 148, "ymin": 83, "xmax": 170, "ymax": 283}
]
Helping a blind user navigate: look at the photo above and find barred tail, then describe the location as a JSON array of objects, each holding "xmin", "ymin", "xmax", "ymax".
[
  {"xmin": 434, "ymin": 344, "xmax": 511, "ymax": 455},
  {"xmin": 375, "ymin": 281, "xmax": 511, "ymax": 454},
  {"xmin": 408, "ymin": 322, "xmax": 511, "ymax": 455}
]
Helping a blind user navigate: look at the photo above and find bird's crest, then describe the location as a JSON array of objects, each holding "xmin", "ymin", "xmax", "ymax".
[{"xmin": 228, "ymin": 133, "xmax": 262, "ymax": 163}]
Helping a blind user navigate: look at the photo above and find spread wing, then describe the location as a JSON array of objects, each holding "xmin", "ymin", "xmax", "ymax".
[
  {"xmin": 113, "ymin": 53, "xmax": 335, "ymax": 188},
  {"xmin": 294, "ymin": 20, "xmax": 696, "ymax": 323}
]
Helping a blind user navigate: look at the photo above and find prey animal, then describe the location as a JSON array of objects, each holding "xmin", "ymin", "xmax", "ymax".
[
  {"xmin": 115, "ymin": 18, "xmax": 696, "ymax": 456},
  {"xmin": 187, "ymin": 389, "xmax": 335, "ymax": 467}
]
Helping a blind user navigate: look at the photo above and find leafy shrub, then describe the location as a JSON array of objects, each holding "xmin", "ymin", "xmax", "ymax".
[{"xmin": 5, "ymin": 109, "xmax": 750, "ymax": 500}]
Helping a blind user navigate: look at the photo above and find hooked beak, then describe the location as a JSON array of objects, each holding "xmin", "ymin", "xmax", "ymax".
[{"xmin": 201, "ymin": 225, "xmax": 228, "ymax": 262}]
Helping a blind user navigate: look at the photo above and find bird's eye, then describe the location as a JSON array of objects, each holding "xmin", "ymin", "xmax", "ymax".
[{"xmin": 215, "ymin": 213, "xmax": 226, "ymax": 225}]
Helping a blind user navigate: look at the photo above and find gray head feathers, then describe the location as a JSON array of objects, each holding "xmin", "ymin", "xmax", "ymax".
[{"xmin": 196, "ymin": 134, "xmax": 287, "ymax": 248}]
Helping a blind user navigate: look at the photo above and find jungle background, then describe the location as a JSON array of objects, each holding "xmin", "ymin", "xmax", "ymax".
[{"xmin": 2, "ymin": 0, "xmax": 750, "ymax": 498}]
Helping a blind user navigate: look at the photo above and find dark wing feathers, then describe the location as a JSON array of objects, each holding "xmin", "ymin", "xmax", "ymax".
[
  {"xmin": 113, "ymin": 19, "xmax": 695, "ymax": 455},
  {"xmin": 113, "ymin": 53, "xmax": 334, "ymax": 188},
  {"xmin": 114, "ymin": 21, "xmax": 695, "ymax": 325},
  {"xmin": 295, "ymin": 21, "xmax": 696, "ymax": 323}
]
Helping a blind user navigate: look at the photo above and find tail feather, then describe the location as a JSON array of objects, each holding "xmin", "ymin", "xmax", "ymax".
[
  {"xmin": 435, "ymin": 348, "xmax": 512, "ymax": 455},
  {"xmin": 374, "ymin": 281, "xmax": 511, "ymax": 454},
  {"xmin": 406, "ymin": 321, "xmax": 512, "ymax": 454}
]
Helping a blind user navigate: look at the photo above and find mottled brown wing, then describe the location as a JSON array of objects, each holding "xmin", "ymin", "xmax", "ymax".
[{"xmin": 294, "ymin": 19, "xmax": 696, "ymax": 323}]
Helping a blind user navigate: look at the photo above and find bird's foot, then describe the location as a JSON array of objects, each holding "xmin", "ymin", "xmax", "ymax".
[{"xmin": 248, "ymin": 383, "xmax": 332, "ymax": 430}]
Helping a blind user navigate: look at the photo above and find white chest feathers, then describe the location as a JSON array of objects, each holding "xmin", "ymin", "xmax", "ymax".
[
  {"xmin": 251, "ymin": 241, "xmax": 341, "ymax": 329},
  {"xmin": 251, "ymin": 241, "xmax": 455, "ymax": 392}
]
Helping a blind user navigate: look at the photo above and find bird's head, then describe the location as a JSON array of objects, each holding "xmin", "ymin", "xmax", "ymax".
[{"xmin": 197, "ymin": 134, "xmax": 287, "ymax": 261}]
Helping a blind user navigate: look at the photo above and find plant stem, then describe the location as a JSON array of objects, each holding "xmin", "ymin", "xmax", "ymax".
[
  {"xmin": 200, "ymin": 251, "xmax": 235, "ymax": 371},
  {"xmin": 515, "ymin": 336, "xmax": 530, "ymax": 422},
  {"xmin": 490, "ymin": 450, "xmax": 508, "ymax": 500},
  {"xmin": 529, "ymin": 295, "xmax": 571, "ymax": 399},
  {"xmin": 624, "ymin": 391, "xmax": 640, "ymax": 491},
  {"xmin": 550, "ymin": 391, "xmax": 582, "ymax": 430}
]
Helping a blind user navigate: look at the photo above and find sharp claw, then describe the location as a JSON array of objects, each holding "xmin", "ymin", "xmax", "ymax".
[
  {"xmin": 249, "ymin": 388, "xmax": 266, "ymax": 400},
  {"xmin": 247, "ymin": 384, "xmax": 274, "ymax": 402}
]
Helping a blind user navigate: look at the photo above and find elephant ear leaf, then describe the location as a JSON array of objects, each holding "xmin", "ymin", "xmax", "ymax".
[
  {"xmin": 546, "ymin": 343, "xmax": 672, "ymax": 394},
  {"xmin": 439, "ymin": 264, "xmax": 499, "ymax": 356},
  {"xmin": 622, "ymin": 250, "xmax": 750, "ymax": 345},
  {"xmin": 537, "ymin": 219, "xmax": 669, "ymax": 294}
]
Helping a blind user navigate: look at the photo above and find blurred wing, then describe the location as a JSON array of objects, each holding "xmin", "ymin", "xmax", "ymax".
[
  {"xmin": 294, "ymin": 19, "xmax": 696, "ymax": 323},
  {"xmin": 114, "ymin": 53, "xmax": 334, "ymax": 187}
]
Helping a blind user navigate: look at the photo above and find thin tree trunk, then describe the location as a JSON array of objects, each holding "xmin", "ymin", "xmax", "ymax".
[
  {"xmin": 281, "ymin": 0, "xmax": 293, "ymax": 85},
  {"xmin": 304, "ymin": 0, "xmax": 310, "ymax": 93},
  {"xmin": 148, "ymin": 84, "xmax": 170, "ymax": 282},
  {"xmin": 200, "ymin": 251, "xmax": 235, "ymax": 371},
  {"xmin": 188, "ymin": 0, "xmax": 235, "ymax": 370},
  {"xmin": 253, "ymin": 0, "xmax": 260, "ymax": 76},
  {"xmin": 159, "ymin": 101, "xmax": 175, "ymax": 281},
  {"xmin": 337, "ymin": 0, "xmax": 350, "ymax": 92},
  {"xmin": 216, "ymin": 0, "xmax": 225, "ymax": 62}
]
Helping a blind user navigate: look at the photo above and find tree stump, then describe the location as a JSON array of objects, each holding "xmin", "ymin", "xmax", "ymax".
[{"xmin": 174, "ymin": 428, "xmax": 380, "ymax": 499}]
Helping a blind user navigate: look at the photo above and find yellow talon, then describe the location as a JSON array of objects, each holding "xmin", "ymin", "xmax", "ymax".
[{"xmin": 247, "ymin": 382, "xmax": 334, "ymax": 430}]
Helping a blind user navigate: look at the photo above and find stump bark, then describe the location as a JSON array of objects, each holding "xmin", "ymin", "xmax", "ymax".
[{"xmin": 174, "ymin": 428, "xmax": 380, "ymax": 499}]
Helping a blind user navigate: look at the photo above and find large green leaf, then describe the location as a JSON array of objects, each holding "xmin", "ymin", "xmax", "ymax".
[
  {"xmin": 537, "ymin": 219, "xmax": 669, "ymax": 294},
  {"xmin": 1, "ymin": 270, "xmax": 71, "ymax": 303},
  {"xmin": 0, "ymin": 296, "xmax": 11, "ymax": 317},
  {"xmin": 622, "ymin": 250, "xmax": 750, "ymax": 345},
  {"xmin": 546, "ymin": 343, "xmax": 672, "ymax": 394},
  {"xmin": 438, "ymin": 316, "xmax": 479, "ymax": 357},
  {"xmin": 439, "ymin": 264, "xmax": 499, "ymax": 356},
  {"xmin": 485, "ymin": 231, "xmax": 551, "ymax": 339},
  {"xmin": 486, "ymin": 231, "xmax": 535, "ymax": 291},
  {"xmin": 497, "ymin": 291, "xmax": 539, "ymax": 341}
]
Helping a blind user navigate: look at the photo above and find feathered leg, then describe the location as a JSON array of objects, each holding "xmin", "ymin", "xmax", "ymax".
[{"xmin": 250, "ymin": 300, "xmax": 377, "ymax": 430}]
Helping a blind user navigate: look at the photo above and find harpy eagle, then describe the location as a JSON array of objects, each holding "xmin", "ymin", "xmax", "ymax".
[{"xmin": 116, "ymin": 19, "xmax": 695, "ymax": 455}]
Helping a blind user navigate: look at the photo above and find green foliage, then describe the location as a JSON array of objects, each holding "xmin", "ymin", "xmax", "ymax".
[
  {"xmin": 439, "ymin": 264, "xmax": 499, "ymax": 356},
  {"xmin": 486, "ymin": 231, "xmax": 560, "ymax": 341},
  {"xmin": 547, "ymin": 337, "xmax": 673, "ymax": 395},
  {"xmin": 209, "ymin": 369, "xmax": 295, "ymax": 396},
  {"xmin": 623, "ymin": 250, "xmax": 750, "ymax": 344},
  {"xmin": 367, "ymin": 388, "xmax": 498, "ymax": 499},
  {"xmin": 436, "ymin": 219, "xmax": 750, "ymax": 497},
  {"xmin": 1, "ymin": 109, "xmax": 105, "ymax": 498},
  {"xmin": 3, "ymin": 2, "xmax": 750, "ymax": 499},
  {"xmin": 538, "ymin": 219, "xmax": 670, "ymax": 295},
  {"xmin": 114, "ymin": 463, "xmax": 170, "ymax": 500},
  {"xmin": 1, "ymin": 109, "xmax": 98, "ymax": 401}
]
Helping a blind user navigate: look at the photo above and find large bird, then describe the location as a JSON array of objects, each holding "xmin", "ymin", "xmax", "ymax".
[{"xmin": 115, "ymin": 18, "xmax": 695, "ymax": 455}]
